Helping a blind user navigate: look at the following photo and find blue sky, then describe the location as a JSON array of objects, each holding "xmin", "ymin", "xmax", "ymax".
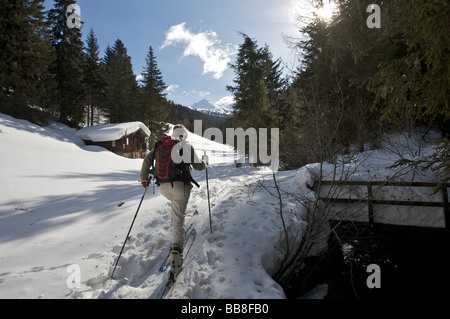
[{"xmin": 44, "ymin": 0, "xmax": 319, "ymax": 107}]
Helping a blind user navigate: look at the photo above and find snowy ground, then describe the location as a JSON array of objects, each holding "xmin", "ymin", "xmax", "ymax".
[
  {"xmin": 0, "ymin": 113, "xmax": 445, "ymax": 299},
  {"xmin": 0, "ymin": 113, "xmax": 310, "ymax": 299}
]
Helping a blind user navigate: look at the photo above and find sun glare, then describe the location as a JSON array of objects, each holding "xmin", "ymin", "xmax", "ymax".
[{"xmin": 316, "ymin": 2, "xmax": 337, "ymax": 21}]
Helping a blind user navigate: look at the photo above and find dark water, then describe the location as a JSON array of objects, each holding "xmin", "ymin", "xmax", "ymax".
[{"xmin": 283, "ymin": 228, "xmax": 449, "ymax": 299}]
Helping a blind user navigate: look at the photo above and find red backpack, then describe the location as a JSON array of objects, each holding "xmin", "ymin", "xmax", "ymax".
[
  {"xmin": 150, "ymin": 135, "xmax": 199, "ymax": 187},
  {"xmin": 152, "ymin": 136, "xmax": 183, "ymax": 184}
]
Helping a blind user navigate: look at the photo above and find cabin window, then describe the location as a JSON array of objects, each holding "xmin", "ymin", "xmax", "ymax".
[{"xmin": 112, "ymin": 140, "xmax": 116, "ymax": 147}]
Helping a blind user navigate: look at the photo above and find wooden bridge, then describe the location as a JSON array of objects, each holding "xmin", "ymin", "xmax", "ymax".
[{"xmin": 315, "ymin": 180, "xmax": 449, "ymax": 240}]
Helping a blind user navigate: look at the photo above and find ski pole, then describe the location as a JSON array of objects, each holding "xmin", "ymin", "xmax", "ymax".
[
  {"xmin": 111, "ymin": 186, "xmax": 148, "ymax": 279},
  {"xmin": 204, "ymin": 151, "xmax": 213, "ymax": 234}
]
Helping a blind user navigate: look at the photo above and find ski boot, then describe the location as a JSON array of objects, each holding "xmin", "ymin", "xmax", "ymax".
[{"xmin": 169, "ymin": 245, "xmax": 183, "ymax": 281}]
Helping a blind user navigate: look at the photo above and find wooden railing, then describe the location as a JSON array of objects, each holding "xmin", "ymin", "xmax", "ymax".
[{"xmin": 316, "ymin": 180, "xmax": 449, "ymax": 231}]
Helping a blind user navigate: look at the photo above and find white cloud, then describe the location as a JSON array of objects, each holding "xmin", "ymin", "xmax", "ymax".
[
  {"xmin": 164, "ymin": 84, "xmax": 179, "ymax": 94},
  {"xmin": 195, "ymin": 90, "xmax": 211, "ymax": 98},
  {"xmin": 161, "ymin": 22, "xmax": 237, "ymax": 79},
  {"xmin": 180, "ymin": 89, "xmax": 211, "ymax": 98}
]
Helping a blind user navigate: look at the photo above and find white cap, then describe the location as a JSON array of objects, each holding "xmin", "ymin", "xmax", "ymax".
[{"xmin": 172, "ymin": 124, "xmax": 188, "ymax": 141}]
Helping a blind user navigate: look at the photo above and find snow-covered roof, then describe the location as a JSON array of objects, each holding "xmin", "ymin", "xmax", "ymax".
[{"xmin": 75, "ymin": 122, "xmax": 150, "ymax": 142}]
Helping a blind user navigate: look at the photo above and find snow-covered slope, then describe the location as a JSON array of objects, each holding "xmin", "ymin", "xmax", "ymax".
[
  {"xmin": 190, "ymin": 99, "xmax": 232, "ymax": 117},
  {"xmin": 0, "ymin": 113, "xmax": 445, "ymax": 299},
  {"xmin": 0, "ymin": 113, "xmax": 308, "ymax": 299}
]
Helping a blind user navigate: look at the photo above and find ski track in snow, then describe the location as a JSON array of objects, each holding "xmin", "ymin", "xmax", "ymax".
[{"xmin": 78, "ymin": 165, "xmax": 303, "ymax": 299}]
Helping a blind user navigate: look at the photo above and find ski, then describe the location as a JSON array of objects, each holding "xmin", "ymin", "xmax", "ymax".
[
  {"xmin": 185, "ymin": 210, "xmax": 199, "ymax": 236},
  {"xmin": 183, "ymin": 228, "xmax": 197, "ymax": 260},
  {"xmin": 159, "ymin": 251, "xmax": 170, "ymax": 272},
  {"xmin": 157, "ymin": 228, "xmax": 197, "ymax": 299}
]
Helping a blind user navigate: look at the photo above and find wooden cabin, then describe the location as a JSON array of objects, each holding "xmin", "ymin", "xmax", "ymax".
[{"xmin": 76, "ymin": 122, "xmax": 150, "ymax": 158}]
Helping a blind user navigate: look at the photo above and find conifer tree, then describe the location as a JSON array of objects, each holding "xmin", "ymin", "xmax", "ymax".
[
  {"xmin": 284, "ymin": 0, "xmax": 448, "ymax": 169},
  {"xmin": 369, "ymin": 0, "xmax": 449, "ymax": 133},
  {"xmin": 140, "ymin": 46, "xmax": 169, "ymax": 146},
  {"xmin": 0, "ymin": 0, "xmax": 55, "ymax": 121},
  {"xmin": 47, "ymin": 0, "xmax": 85, "ymax": 127},
  {"xmin": 83, "ymin": 28, "xmax": 104, "ymax": 125},
  {"xmin": 228, "ymin": 34, "xmax": 270, "ymax": 129},
  {"xmin": 227, "ymin": 34, "xmax": 284, "ymax": 164},
  {"xmin": 102, "ymin": 39, "xmax": 139, "ymax": 123}
]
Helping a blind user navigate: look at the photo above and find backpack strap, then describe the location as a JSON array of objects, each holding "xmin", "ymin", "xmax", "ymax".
[
  {"xmin": 190, "ymin": 176, "xmax": 200, "ymax": 188},
  {"xmin": 178, "ymin": 163, "xmax": 200, "ymax": 188},
  {"xmin": 150, "ymin": 141, "xmax": 160, "ymax": 185}
]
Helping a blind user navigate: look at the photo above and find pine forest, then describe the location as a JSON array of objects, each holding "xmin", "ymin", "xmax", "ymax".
[{"xmin": 0, "ymin": 0, "xmax": 448, "ymax": 184}]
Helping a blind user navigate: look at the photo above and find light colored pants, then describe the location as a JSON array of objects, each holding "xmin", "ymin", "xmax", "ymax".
[{"xmin": 158, "ymin": 181, "xmax": 193, "ymax": 249}]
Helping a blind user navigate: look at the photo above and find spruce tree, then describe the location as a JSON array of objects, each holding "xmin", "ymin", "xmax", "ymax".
[
  {"xmin": 285, "ymin": 0, "xmax": 448, "ymax": 169},
  {"xmin": 265, "ymin": 52, "xmax": 286, "ymax": 129},
  {"xmin": 83, "ymin": 28, "xmax": 104, "ymax": 125},
  {"xmin": 228, "ymin": 34, "xmax": 269, "ymax": 129},
  {"xmin": 0, "ymin": 0, "xmax": 55, "ymax": 121},
  {"xmin": 140, "ymin": 46, "xmax": 169, "ymax": 146},
  {"xmin": 227, "ymin": 34, "xmax": 283, "ymax": 164},
  {"xmin": 102, "ymin": 39, "xmax": 139, "ymax": 123},
  {"xmin": 370, "ymin": 0, "xmax": 450, "ymax": 131},
  {"xmin": 47, "ymin": 0, "xmax": 85, "ymax": 127}
]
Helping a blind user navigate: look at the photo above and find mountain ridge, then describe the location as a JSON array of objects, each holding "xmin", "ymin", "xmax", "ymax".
[{"xmin": 190, "ymin": 98, "xmax": 233, "ymax": 117}]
